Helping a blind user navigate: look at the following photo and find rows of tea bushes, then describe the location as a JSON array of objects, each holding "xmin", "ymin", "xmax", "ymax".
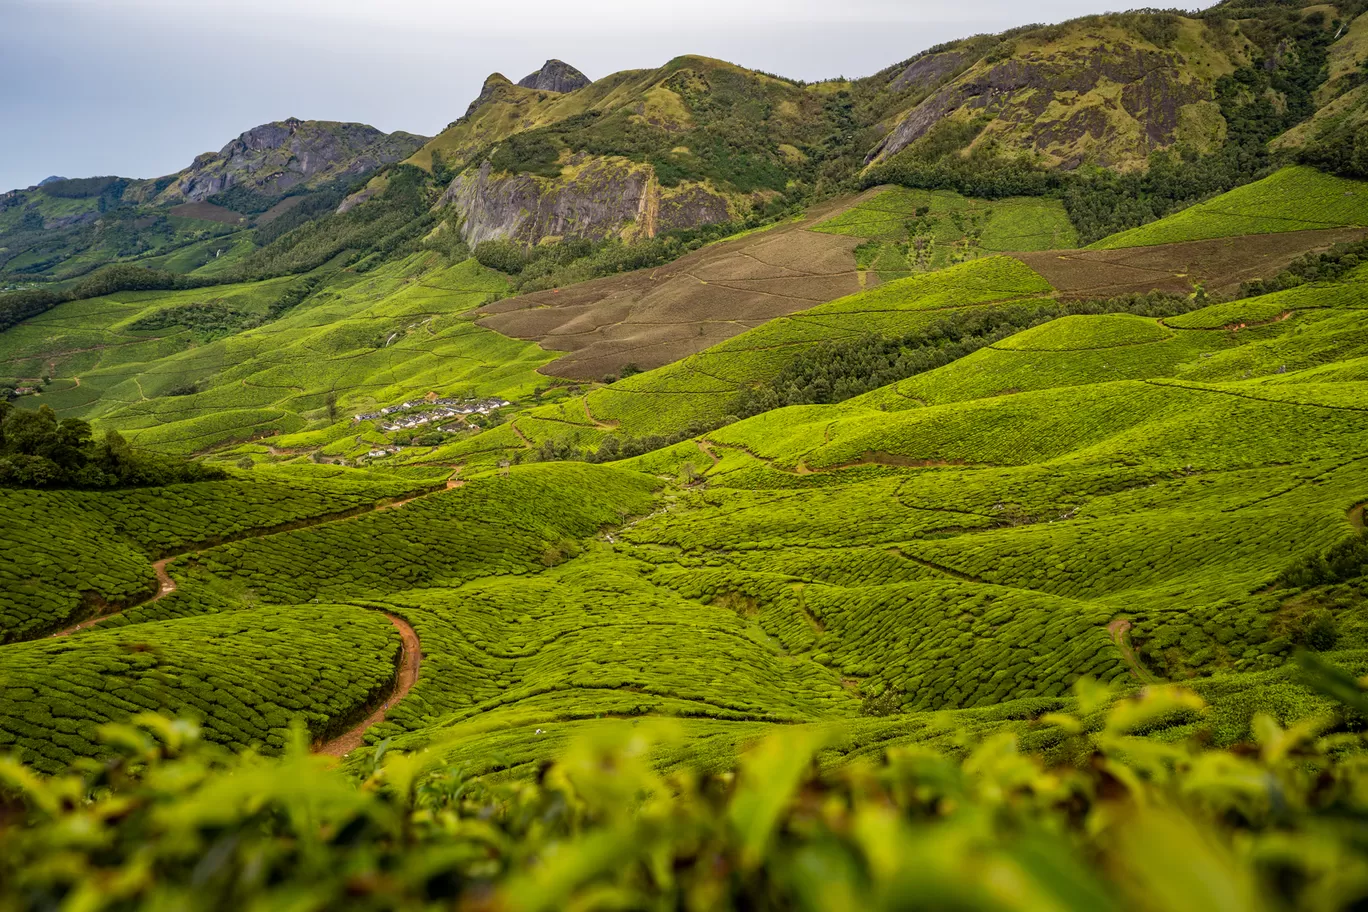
[
  {"xmin": 0, "ymin": 467, "xmax": 439, "ymax": 641},
  {"xmin": 5, "ymin": 659, "xmax": 1367, "ymax": 910},
  {"xmin": 804, "ymin": 579, "xmax": 1127, "ymax": 710},
  {"xmin": 0, "ymin": 496, "xmax": 156, "ymax": 643},
  {"xmin": 0, "ymin": 605, "xmax": 399, "ymax": 772},
  {"xmin": 98, "ymin": 464, "xmax": 660, "ymax": 628},
  {"xmin": 1089, "ymin": 165, "xmax": 1368, "ymax": 249}
]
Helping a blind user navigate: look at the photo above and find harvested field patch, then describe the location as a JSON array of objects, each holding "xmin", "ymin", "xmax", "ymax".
[
  {"xmin": 477, "ymin": 195, "xmax": 875, "ymax": 380},
  {"xmin": 1014, "ymin": 228, "xmax": 1368, "ymax": 299}
]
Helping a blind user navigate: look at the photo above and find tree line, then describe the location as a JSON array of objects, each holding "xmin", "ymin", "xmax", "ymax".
[{"xmin": 0, "ymin": 403, "xmax": 224, "ymax": 488}]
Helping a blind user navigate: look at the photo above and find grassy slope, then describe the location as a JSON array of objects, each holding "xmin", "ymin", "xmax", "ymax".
[
  {"xmin": 812, "ymin": 186, "xmax": 1078, "ymax": 279},
  {"xmin": 3, "ymin": 258, "xmax": 1365, "ymax": 771},
  {"xmin": 0, "ymin": 256, "xmax": 553, "ymax": 456},
  {"xmin": 1088, "ymin": 166, "xmax": 1368, "ymax": 249}
]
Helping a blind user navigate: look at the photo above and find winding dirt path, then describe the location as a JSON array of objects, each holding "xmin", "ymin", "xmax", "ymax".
[
  {"xmin": 1107, "ymin": 618, "xmax": 1156, "ymax": 684},
  {"xmin": 45, "ymin": 484, "xmax": 448, "ymax": 640},
  {"xmin": 53, "ymin": 558, "xmax": 178, "ymax": 637},
  {"xmin": 1350, "ymin": 501, "xmax": 1366, "ymax": 531},
  {"xmin": 316, "ymin": 613, "xmax": 422, "ymax": 757}
]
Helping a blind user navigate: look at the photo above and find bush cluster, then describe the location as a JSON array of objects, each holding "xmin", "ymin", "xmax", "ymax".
[
  {"xmin": 2, "ymin": 666, "xmax": 1366, "ymax": 910},
  {"xmin": 0, "ymin": 404, "xmax": 223, "ymax": 489}
]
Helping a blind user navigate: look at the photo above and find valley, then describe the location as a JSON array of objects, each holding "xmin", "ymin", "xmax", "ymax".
[{"xmin": 4, "ymin": 1, "xmax": 1368, "ymax": 907}]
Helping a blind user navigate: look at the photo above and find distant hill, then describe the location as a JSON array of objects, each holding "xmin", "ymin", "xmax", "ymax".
[
  {"xmin": 0, "ymin": 120, "xmax": 428, "ymax": 282},
  {"xmin": 142, "ymin": 118, "xmax": 428, "ymax": 207}
]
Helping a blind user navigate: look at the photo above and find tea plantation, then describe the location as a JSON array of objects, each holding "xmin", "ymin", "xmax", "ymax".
[
  {"xmin": 0, "ymin": 605, "xmax": 401, "ymax": 772},
  {"xmin": 0, "ymin": 465, "xmax": 440, "ymax": 642},
  {"xmin": 1088, "ymin": 165, "xmax": 1368, "ymax": 249},
  {"xmin": 4, "ymin": 159, "xmax": 1368, "ymax": 909}
]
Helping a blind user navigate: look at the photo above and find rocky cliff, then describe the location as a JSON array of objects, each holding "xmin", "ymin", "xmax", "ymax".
[
  {"xmin": 517, "ymin": 59, "xmax": 591, "ymax": 94},
  {"xmin": 154, "ymin": 119, "xmax": 428, "ymax": 204},
  {"xmin": 437, "ymin": 155, "xmax": 731, "ymax": 246},
  {"xmin": 868, "ymin": 18, "xmax": 1244, "ymax": 169}
]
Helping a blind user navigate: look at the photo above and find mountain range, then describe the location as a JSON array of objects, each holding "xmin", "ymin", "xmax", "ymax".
[{"xmin": 3, "ymin": 1, "xmax": 1368, "ymax": 907}]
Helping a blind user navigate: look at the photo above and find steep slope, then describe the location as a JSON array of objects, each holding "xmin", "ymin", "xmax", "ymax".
[
  {"xmin": 0, "ymin": 120, "xmax": 428, "ymax": 282},
  {"xmin": 865, "ymin": 15, "xmax": 1241, "ymax": 170},
  {"xmin": 517, "ymin": 58, "xmax": 591, "ymax": 93},
  {"xmin": 399, "ymin": 55, "xmax": 870, "ymax": 246},
  {"xmin": 143, "ymin": 118, "xmax": 428, "ymax": 206}
]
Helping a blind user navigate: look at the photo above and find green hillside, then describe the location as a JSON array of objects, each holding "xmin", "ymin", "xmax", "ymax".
[
  {"xmin": 7, "ymin": 2, "xmax": 1368, "ymax": 906},
  {"xmin": 1088, "ymin": 166, "xmax": 1368, "ymax": 249}
]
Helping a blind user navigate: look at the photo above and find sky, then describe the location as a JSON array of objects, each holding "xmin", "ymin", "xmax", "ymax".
[{"xmin": 3, "ymin": 0, "xmax": 1166, "ymax": 192}]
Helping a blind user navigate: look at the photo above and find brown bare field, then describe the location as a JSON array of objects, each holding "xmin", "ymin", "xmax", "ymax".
[
  {"xmin": 476, "ymin": 192, "xmax": 879, "ymax": 380},
  {"xmin": 1014, "ymin": 227, "xmax": 1368, "ymax": 299},
  {"xmin": 167, "ymin": 202, "xmax": 248, "ymax": 225}
]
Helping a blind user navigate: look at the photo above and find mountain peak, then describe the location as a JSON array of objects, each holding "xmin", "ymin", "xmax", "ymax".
[{"xmin": 517, "ymin": 59, "xmax": 590, "ymax": 94}]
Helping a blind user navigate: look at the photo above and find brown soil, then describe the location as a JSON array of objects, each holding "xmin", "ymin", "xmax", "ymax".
[
  {"xmin": 476, "ymin": 192, "xmax": 879, "ymax": 380},
  {"xmin": 1014, "ymin": 228, "xmax": 1368, "ymax": 299},
  {"xmin": 1350, "ymin": 502, "xmax": 1366, "ymax": 530},
  {"xmin": 1107, "ymin": 618, "xmax": 1156, "ymax": 684},
  {"xmin": 315, "ymin": 613, "xmax": 422, "ymax": 757},
  {"xmin": 53, "ymin": 558, "xmax": 177, "ymax": 637}
]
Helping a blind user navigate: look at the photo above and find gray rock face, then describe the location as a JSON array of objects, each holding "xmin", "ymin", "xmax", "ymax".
[
  {"xmin": 517, "ymin": 59, "xmax": 591, "ymax": 94},
  {"xmin": 440, "ymin": 157, "xmax": 649, "ymax": 246},
  {"xmin": 888, "ymin": 50, "xmax": 973, "ymax": 94},
  {"xmin": 163, "ymin": 119, "xmax": 429, "ymax": 203},
  {"xmin": 438, "ymin": 155, "xmax": 728, "ymax": 246},
  {"xmin": 870, "ymin": 45, "xmax": 1209, "ymax": 168}
]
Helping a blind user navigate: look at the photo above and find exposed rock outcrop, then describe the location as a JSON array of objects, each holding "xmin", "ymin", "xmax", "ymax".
[
  {"xmin": 437, "ymin": 155, "xmax": 731, "ymax": 246},
  {"xmin": 887, "ymin": 49, "xmax": 975, "ymax": 94},
  {"xmin": 871, "ymin": 39, "xmax": 1216, "ymax": 169},
  {"xmin": 517, "ymin": 59, "xmax": 591, "ymax": 94},
  {"xmin": 156, "ymin": 119, "xmax": 428, "ymax": 203}
]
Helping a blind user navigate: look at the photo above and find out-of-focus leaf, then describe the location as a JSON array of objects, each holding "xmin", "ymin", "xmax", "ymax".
[
  {"xmin": 1110, "ymin": 806, "xmax": 1269, "ymax": 912},
  {"xmin": 1105, "ymin": 686, "xmax": 1206, "ymax": 735},
  {"xmin": 728, "ymin": 727, "xmax": 828, "ymax": 869},
  {"xmin": 1074, "ymin": 676, "xmax": 1115, "ymax": 717},
  {"xmin": 1296, "ymin": 650, "xmax": 1368, "ymax": 715}
]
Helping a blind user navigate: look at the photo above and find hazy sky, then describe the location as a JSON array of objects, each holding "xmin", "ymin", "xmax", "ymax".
[{"xmin": 4, "ymin": 0, "xmax": 1170, "ymax": 192}]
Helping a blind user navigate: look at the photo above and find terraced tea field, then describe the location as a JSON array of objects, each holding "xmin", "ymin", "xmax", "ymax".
[
  {"xmin": 2, "ymin": 164, "xmax": 1367, "ymax": 792},
  {"xmin": 1, "ymin": 256, "xmax": 553, "ymax": 456},
  {"xmin": 4, "ymin": 259, "xmax": 1365, "ymax": 773},
  {"xmin": 813, "ymin": 187, "xmax": 1079, "ymax": 279},
  {"xmin": 0, "ymin": 465, "xmax": 442, "ymax": 642},
  {"xmin": 1089, "ymin": 166, "xmax": 1368, "ymax": 249}
]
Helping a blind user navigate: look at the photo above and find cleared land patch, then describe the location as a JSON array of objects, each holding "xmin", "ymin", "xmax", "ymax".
[
  {"xmin": 476, "ymin": 195, "xmax": 874, "ymax": 381},
  {"xmin": 1016, "ymin": 227, "xmax": 1368, "ymax": 298}
]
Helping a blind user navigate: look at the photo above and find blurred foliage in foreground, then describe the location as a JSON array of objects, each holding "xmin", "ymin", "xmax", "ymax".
[{"xmin": 2, "ymin": 653, "xmax": 1367, "ymax": 911}]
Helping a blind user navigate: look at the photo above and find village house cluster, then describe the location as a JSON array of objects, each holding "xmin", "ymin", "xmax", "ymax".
[{"xmin": 352, "ymin": 396, "xmax": 510, "ymax": 433}]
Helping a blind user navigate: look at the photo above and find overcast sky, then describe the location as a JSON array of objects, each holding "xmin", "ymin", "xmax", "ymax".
[{"xmin": 4, "ymin": 0, "xmax": 1187, "ymax": 192}]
